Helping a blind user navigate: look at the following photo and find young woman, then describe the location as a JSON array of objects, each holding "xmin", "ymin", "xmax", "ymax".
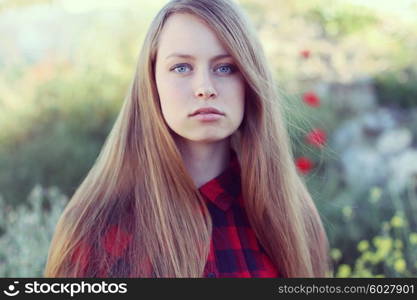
[{"xmin": 44, "ymin": 0, "xmax": 332, "ymax": 278}]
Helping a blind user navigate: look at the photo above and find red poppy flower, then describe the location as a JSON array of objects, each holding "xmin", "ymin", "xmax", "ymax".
[
  {"xmin": 295, "ymin": 157, "xmax": 313, "ymax": 174},
  {"xmin": 305, "ymin": 128, "xmax": 327, "ymax": 148},
  {"xmin": 302, "ymin": 91, "xmax": 321, "ymax": 107},
  {"xmin": 300, "ymin": 49, "xmax": 310, "ymax": 59}
]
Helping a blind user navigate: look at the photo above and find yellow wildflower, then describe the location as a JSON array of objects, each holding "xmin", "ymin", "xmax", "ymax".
[
  {"xmin": 382, "ymin": 222, "xmax": 391, "ymax": 232},
  {"xmin": 394, "ymin": 239, "xmax": 403, "ymax": 249},
  {"xmin": 369, "ymin": 187, "xmax": 382, "ymax": 203},
  {"xmin": 337, "ymin": 264, "xmax": 351, "ymax": 278},
  {"xmin": 330, "ymin": 248, "xmax": 342, "ymax": 261},
  {"xmin": 394, "ymin": 258, "xmax": 406, "ymax": 273},
  {"xmin": 391, "ymin": 215, "xmax": 405, "ymax": 228},
  {"xmin": 374, "ymin": 237, "xmax": 392, "ymax": 258},
  {"xmin": 409, "ymin": 233, "xmax": 417, "ymax": 244},
  {"xmin": 357, "ymin": 240, "xmax": 369, "ymax": 252},
  {"xmin": 342, "ymin": 206, "xmax": 352, "ymax": 219}
]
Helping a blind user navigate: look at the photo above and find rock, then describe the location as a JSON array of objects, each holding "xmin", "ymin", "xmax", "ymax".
[
  {"xmin": 316, "ymin": 77, "xmax": 377, "ymax": 116},
  {"xmin": 388, "ymin": 150, "xmax": 417, "ymax": 193},
  {"xmin": 332, "ymin": 120, "xmax": 364, "ymax": 153},
  {"xmin": 340, "ymin": 145, "xmax": 387, "ymax": 189},
  {"xmin": 376, "ymin": 128, "xmax": 413, "ymax": 155},
  {"xmin": 362, "ymin": 108, "xmax": 396, "ymax": 136},
  {"xmin": 331, "ymin": 105, "xmax": 416, "ymax": 194}
]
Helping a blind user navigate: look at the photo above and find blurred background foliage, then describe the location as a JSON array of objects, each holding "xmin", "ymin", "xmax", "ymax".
[{"xmin": 0, "ymin": 0, "xmax": 416, "ymax": 277}]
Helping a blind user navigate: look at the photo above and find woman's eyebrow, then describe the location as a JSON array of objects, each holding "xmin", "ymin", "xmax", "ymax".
[{"xmin": 165, "ymin": 53, "xmax": 232, "ymax": 61}]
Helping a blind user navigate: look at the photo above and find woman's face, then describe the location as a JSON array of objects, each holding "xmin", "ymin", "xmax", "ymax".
[{"xmin": 154, "ymin": 13, "xmax": 245, "ymax": 144}]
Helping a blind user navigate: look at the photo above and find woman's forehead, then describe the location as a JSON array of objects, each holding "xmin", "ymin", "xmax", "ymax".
[{"xmin": 157, "ymin": 13, "xmax": 229, "ymax": 59}]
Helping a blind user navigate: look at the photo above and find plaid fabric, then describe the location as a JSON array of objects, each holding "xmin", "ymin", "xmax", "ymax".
[
  {"xmin": 71, "ymin": 149, "xmax": 279, "ymax": 278},
  {"xmin": 199, "ymin": 149, "xmax": 279, "ymax": 278}
]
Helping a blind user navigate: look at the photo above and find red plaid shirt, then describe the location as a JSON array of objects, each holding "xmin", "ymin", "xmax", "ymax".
[
  {"xmin": 199, "ymin": 149, "xmax": 279, "ymax": 278},
  {"xmin": 72, "ymin": 150, "xmax": 279, "ymax": 278}
]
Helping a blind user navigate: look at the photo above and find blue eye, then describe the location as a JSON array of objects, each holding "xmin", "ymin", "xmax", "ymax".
[
  {"xmin": 216, "ymin": 64, "xmax": 236, "ymax": 74},
  {"xmin": 171, "ymin": 63, "xmax": 191, "ymax": 73}
]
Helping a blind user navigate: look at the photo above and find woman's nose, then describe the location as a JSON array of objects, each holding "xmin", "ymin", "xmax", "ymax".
[
  {"xmin": 195, "ymin": 87, "xmax": 217, "ymax": 99},
  {"xmin": 194, "ymin": 70, "xmax": 217, "ymax": 100}
]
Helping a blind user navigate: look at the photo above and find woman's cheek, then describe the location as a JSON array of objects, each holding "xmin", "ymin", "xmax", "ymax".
[{"xmin": 221, "ymin": 77, "xmax": 245, "ymax": 98}]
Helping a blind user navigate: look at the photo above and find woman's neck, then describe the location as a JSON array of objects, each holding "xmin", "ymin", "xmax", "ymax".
[{"xmin": 175, "ymin": 137, "xmax": 231, "ymax": 188}]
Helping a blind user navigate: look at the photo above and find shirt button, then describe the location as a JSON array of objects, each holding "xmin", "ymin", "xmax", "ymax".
[{"xmin": 207, "ymin": 272, "xmax": 216, "ymax": 278}]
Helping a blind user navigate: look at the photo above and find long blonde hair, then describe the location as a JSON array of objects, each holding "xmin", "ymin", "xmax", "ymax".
[{"xmin": 44, "ymin": 0, "xmax": 332, "ymax": 277}]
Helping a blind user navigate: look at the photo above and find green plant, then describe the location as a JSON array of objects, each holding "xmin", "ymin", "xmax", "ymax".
[
  {"xmin": 330, "ymin": 180, "xmax": 417, "ymax": 277},
  {"xmin": 0, "ymin": 185, "xmax": 67, "ymax": 277},
  {"xmin": 374, "ymin": 67, "xmax": 417, "ymax": 109}
]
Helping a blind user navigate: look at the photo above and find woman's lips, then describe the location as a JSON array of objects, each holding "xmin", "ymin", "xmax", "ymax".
[
  {"xmin": 190, "ymin": 112, "xmax": 223, "ymax": 122},
  {"xmin": 189, "ymin": 107, "xmax": 224, "ymax": 116},
  {"xmin": 189, "ymin": 107, "xmax": 225, "ymax": 122}
]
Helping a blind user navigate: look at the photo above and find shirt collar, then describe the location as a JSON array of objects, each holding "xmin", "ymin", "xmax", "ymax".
[{"xmin": 198, "ymin": 149, "xmax": 241, "ymax": 211}]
